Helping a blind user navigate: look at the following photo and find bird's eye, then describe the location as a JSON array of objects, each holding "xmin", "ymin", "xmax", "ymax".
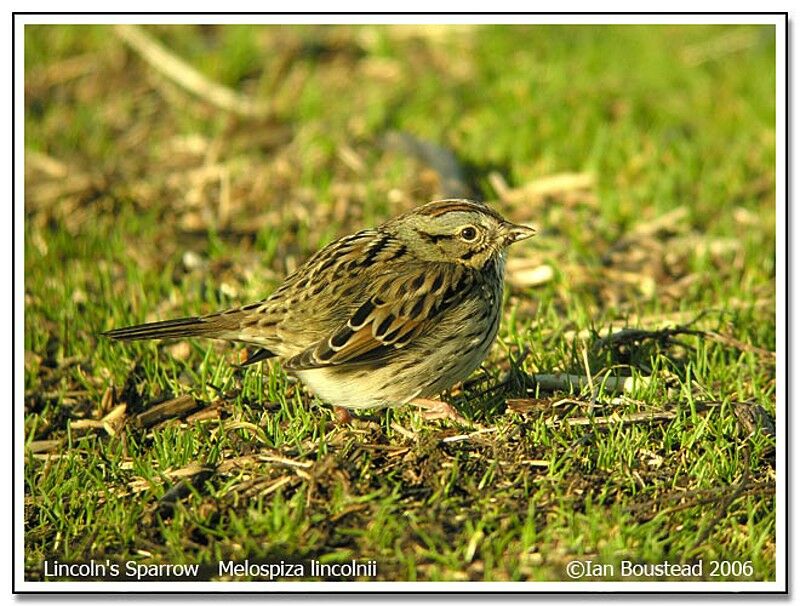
[{"xmin": 460, "ymin": 226, "xmax": 478, "ymax": 241}]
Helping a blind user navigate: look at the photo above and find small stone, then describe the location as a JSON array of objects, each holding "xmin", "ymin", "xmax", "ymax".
[
  {"xmin": 168, "ymin": 341, "xmax": 191, "ymax": 361},
  {"xmin": 182, "ymin": 251, "xmax": 205, "ymax": 271}
]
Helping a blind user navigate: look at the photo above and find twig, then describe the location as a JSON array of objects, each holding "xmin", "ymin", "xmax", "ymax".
[
  {"xmin": 731, "ymin": 402, "xmax": 776, "ymax": 438},
  {"xmin": 26, "ymin": 440, "xmax": 63, "ymax": 454},
  {"xmin": 441, "ymin": 427, "xmax": 498, "ymax": 443},
  {"xmin": 590, "ymin": 324, "xmax": 774, "ymax": 362},
  {"xmin": 390, "ymin": 422, "xmax": 418, "ymax": 441},
  {"xmin": 497, "ymin": 172, "xmax": 597, "ymax": 207},
  {"xmin": 256, "ymin": 455, "xmax": 314, "ymax": 469},
  {"xmin": 629, "ymin": 206, "xmax": 689, "ymax": 239},
  {"xmin": 116, "ymin": 463, "xmax": 211, "ymax": 497},
  {"xmin": 157, "ymin": 465, "xmax": 215, "ymax": 518},
  {"xmin": 135, "ymin": 395, "xmax": 199, "ymax": 428},
  {"xmin": 581, "ymin": 346, "xmax": 595, "ymax": 404},
  {"xmin": 625, "ymin": 481, "xmax": 773, "ymax": 520},
  {"xmin": 261, "ymin": 475, "xmax": 296, "ymax": 496},
  {"xmin": 25, "ymin": 52, "xmax": 101, "ymax": 94},
  {"xmin": 703, "ymin": 331, "xmax": 776, "ymax": 361},
  {"xmin": 546, "ymin": 400, "xmax": 722, "ymax": 428},
  {"xmin": 546, "ymin": 410, "xmax": 679, "ymax": 428},
  {"xmin": 592, "ymin": 326, "xmax": 704, "ymax": 353},
  {"xmin": 532, "ymin": 372, "xmax": 652, "ymax": 395},
  {"xmin": 115, "ymin": 24, "xmax": 271, "ymax": 119}
]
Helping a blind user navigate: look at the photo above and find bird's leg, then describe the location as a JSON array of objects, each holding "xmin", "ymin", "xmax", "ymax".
[{"xmin": 411, "ymin": 398, "xmax": 473, "ymax": 425}]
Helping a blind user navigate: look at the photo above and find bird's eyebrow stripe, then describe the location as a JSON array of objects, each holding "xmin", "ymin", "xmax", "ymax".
[{"xmin": 413, "ymin": 228, "xmax": 452, "ymax": 244}]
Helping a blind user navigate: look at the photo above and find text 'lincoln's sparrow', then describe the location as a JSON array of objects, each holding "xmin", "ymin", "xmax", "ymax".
[{"xmin": 104, "ymin": 199, "xmax": 535, "ymax": 420}]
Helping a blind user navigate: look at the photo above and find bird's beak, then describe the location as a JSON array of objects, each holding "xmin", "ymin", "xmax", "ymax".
[{"xmin": 501, "ymin": 222, "xmax": 536, "ymax": 243}]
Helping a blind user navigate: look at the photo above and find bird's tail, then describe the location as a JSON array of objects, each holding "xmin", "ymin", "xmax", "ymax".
[{"xmin": 102, "ymin": 313, "xmax": 239, "ymax": 342}]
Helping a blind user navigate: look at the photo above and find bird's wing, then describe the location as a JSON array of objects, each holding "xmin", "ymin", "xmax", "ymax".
[
  {"xmin": 282, "ymin": 265, "xmax": 473, "ymax": 371},
  {"xmin": 239, "ymin": 347, "xmax": 277, "ymax": 366}
]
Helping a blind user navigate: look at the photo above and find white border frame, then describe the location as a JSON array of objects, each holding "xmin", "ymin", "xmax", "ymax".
[{"xmin": 12, "ymin": 12, "xmax": 787, "ymax": 594}]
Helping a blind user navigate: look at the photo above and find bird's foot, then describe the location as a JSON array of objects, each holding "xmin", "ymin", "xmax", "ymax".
[{"xmin": 411, "ymin": 398, "xmax": 475, "ymax": 426}]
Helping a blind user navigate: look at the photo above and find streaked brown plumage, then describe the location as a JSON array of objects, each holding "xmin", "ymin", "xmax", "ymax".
[{"xmin": 104, "ymin": 199, "xmax": 535, "ymax": 412}]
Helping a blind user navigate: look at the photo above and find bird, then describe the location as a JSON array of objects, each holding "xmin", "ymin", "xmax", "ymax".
[{"xmin": 103, "ymin": 199, "xmax": 535, "ymax": 422}]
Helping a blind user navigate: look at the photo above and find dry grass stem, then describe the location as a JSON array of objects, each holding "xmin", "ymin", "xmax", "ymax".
[{"xmin": 115, "ymin": 24, "xmax": 272, "ymax": 118}]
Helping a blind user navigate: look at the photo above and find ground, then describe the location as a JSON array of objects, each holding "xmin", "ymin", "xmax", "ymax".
[{"xmin": 23, "ymin": 23, "xmax": 777, "ymax": 582}]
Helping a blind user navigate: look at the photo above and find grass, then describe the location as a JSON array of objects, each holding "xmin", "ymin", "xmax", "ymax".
[{"xmin": 23, "ymin": 23, "xmax": 777, "ymax": 583}]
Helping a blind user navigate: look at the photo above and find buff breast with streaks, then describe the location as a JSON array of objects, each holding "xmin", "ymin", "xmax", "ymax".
[{"xmin": 104, "ymin": 199, "xmax": 536, "ymax": 412}]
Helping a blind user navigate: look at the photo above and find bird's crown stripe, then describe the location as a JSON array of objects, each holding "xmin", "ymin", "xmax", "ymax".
[{"xmin": 417, "ymin": 200, "xmax": 502, "ymax": 220}]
